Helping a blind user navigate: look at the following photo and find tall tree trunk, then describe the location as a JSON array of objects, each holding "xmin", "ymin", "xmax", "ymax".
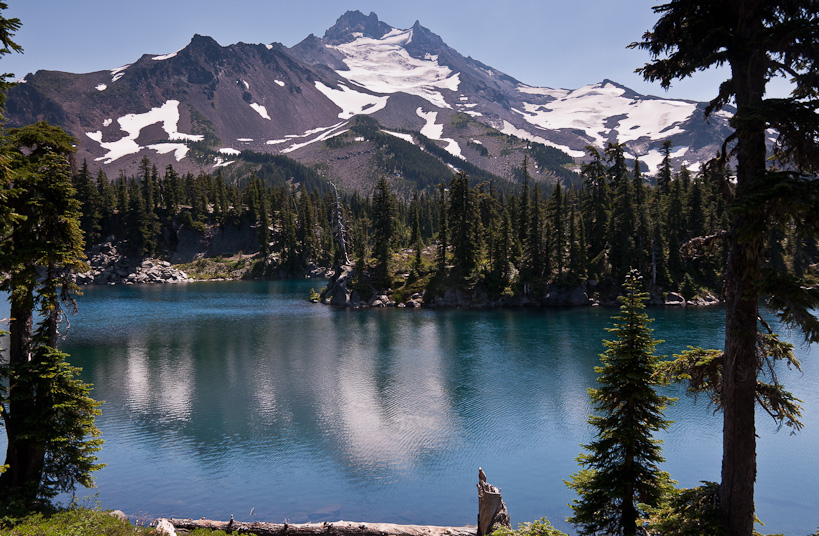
[
  {"xmin": 720, "ymin": 6, "xmax": 767, "ymax": 533},
  {"xmin": 0, "ymin": 289, "xmax": 45, "ymax": 500}
]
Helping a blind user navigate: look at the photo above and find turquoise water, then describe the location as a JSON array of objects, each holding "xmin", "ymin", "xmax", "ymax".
[{"xmin": 1, "ymin": 281, "xmax": 817, "ymax": 534}]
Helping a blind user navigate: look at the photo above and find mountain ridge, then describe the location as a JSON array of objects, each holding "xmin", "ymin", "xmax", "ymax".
[{"xmin": 5, "ymin": 10, "xmax": 733, "ymax": 190}]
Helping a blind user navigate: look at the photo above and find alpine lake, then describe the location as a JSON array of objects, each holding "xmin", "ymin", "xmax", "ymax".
[{"xmin": 1, "ymin": 280, "xmax": 817, "ymax": 535}]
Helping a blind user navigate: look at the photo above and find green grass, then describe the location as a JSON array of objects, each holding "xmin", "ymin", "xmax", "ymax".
[{"xmin": 0, "ymin": 507, "xmax": 255, "ymax": 536}]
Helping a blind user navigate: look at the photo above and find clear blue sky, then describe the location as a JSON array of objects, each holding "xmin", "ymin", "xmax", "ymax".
[{"xmin": 1, "ymin": 0, "xmax": 785, "ymax": 102}]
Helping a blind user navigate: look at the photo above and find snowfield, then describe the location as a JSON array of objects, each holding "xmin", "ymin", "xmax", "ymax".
[
  {"xmin": 329, "ymin": 28, "xmax": 460, "ymax": 109},
  {"xmin": 250, "ymin": 102, "xmax": 271, "ymax": 120},
  {"xmin": 514, "ymin": 82, "xmax": 698, "ymax": 148},
  {"xmin": 383, "ymin": 130, "xmax": 415, "ymax": 144},
  {"xmin": 416, "ymin": 107, "xmax": 462, "ymax": 158},
  {"xmin": 315, "ymin": 81, "xmax": 389, "ymax": 119},
  {"xmin": 85, "ymin": 100, "xmax": 203, "ymax": 164},
  {"xmin": 152, "ymin": 49, "xmax": 182, "ymax": 61},
  {"xmin": 500, "ymin": 120, "xmax": 585, "ymax": 159},
  {"xmin": 109, "ymin": 65, "xmax": 130, "ymax": 83}
]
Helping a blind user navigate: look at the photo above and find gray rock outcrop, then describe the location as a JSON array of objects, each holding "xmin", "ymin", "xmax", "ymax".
[{"xmin": 74, "ymin": 242, "xmax": 192, "ymax": 285}]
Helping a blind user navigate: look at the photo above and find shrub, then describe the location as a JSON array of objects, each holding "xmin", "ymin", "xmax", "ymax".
[{"xmin": 491, "ymin": 518, "xmax": 568, "ymax": 536}]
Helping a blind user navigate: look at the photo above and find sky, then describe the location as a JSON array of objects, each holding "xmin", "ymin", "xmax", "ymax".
[{"xmin": 0, "ymin": 0, "xmax": 788, "ymax": 103}]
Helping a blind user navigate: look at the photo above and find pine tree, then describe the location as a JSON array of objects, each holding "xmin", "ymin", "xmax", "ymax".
[
  {"xmin": 657, "ymin": 140, "xmax": 673, "ymax": 194},
  {"xmin": 447, "ymin": 171, "xmax": 478, "ymax": 281},
  {"xmin": 582, "ymin": 146, "xmax": 610, "ymax": 277},
  {"xmin": 372, "ymin": 176, "xmax": 396, "ymax": 289},
  {"xmin": 633, "ymin": 4, "xmax": 819, "ymax": 534},
  {"xmin": 567, "ymin": 270, "xmax": 673, "ymax": 536},
  {"xmin": 73, "ymin": 159, "xmax": 103, "ymax": 246},
  {"xmin": 0, "ymin": 122, "xmax": 103, "ymax": 506}
]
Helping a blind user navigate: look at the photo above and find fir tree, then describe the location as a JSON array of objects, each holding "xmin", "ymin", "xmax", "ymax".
[
  {"xmin": 447, "ymin": 171, "xmax": 478, "ymax": 281},
  {"xmin": 0, "ymin": 121, "xmax": 103, "ymax": 506},
  {"xmin": 658, "ymin": 140, "xmax": 673, "ymax": 194},
  {"xmin": 567, "ymin": 270, "xmax": 673, "ymax": 536},
  {"xmin": 633, "ymin": 4, "xmax": 819, "ymax": 534},
  {"xmin": 372, "ymin": 176, "xmax": 396, "ymax": 288}
]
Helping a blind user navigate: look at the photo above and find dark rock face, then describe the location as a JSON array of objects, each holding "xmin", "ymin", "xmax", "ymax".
[{"xmin": 170, "ymin": 223, "xmax": 260, "ymax": 264}]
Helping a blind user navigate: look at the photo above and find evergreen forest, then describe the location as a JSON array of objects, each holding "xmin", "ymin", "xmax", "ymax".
[{"xmin": 69, "ymin": 139, "xmax": 817, "ymax": 304}]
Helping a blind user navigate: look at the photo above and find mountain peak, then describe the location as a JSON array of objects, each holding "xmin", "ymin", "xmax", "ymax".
[{"xmin": 323, "ymin": 10, "xmax": 393, "ymax": 45}]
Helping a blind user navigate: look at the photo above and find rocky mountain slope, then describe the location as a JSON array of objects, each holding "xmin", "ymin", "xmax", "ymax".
[{"xmin": 6, "ymin": 10, "xmax": 734, "ymax": 190}]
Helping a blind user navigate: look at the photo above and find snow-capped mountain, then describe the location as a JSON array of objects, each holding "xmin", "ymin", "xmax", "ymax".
[{"xmin": 6, "ymin": 10, "xmax": 733, "ymax": 185}]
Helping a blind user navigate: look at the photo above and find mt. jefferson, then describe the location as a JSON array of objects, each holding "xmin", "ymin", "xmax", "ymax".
[{"xmin": 6, "ymin": 10, "xmax": 733, "ymax": 186}]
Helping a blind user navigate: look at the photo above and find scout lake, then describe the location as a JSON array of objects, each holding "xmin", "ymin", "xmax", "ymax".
[{"xmin": 1, "ymin": 280, "xmax": 817, "ymax": 534}]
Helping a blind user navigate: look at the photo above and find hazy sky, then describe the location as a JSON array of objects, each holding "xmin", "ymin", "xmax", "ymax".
[{"xmin": 1, "ymin": 0, "xmax": 782, "ymax": 103}]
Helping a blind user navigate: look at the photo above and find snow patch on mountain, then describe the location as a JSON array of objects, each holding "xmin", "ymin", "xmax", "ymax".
[
  {"xmin": 383, "ymin": 130, "xmax": 415, "ymax": 144},
  {"xmin": 516, "ymin": 85, "xmax": 567, "ymax": 99},
  {"xmin": 330, "ymin": 28, "xmax": 459, "ymax": 109},
  {"xmin": 416, "ymin": 107, "xmax": 462, "ymax": 158},
  {"xmin": 218, "ymin": 148, "xmax": 241, "ymax": 155},
  {"xmin": 275, "ymin": 80, "xmax": 285, "ymax": 87},
  {"xmin": 213, "ymin": 156, "xmax": 235, "ymax": 168},
  {"xmin": 250, "ymin": 103, "xmax": 271, "ymax": 120},
  {"xmin": 103, "ymin": 119, "xmax": 112, "ymax": 127},
  {"xmin": 282, "ymin": 122, "xmax": 348, "ymax": 154},
  {"xmin": 501, "ymin": 120, "xmax": 585, "ymax": 158},
  {"xmin": 514, "ymin": 82, "xmax": 697, "ymax": 148},
  {"xmin": 147, "ymin": 143, "xmax": 189, "ymax": 161},
  {"xmin": 85, "ymin": 100, "xmax": 203, "ymax": 164},
  {"xmin": 153, "ymin": 49, "xmax": 182, "ymax": 61},
  {"xmin": 95, "ymin": 83, "xmax": 107, "ymax": 91},
  {"xmin": 315, "ymin": 81, "xmax": 389, "ymax": 119},
  {"xmin": 110, "ymin": 65, "xmax": 129, "ymax": 83}
]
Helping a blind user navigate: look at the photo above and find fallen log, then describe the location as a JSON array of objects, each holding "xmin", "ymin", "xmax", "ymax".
[{"xmin": 159, "ymin": 518, "xmax": 477, "ymax": 536}]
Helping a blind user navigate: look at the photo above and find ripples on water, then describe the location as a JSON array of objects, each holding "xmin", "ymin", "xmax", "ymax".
[{"xmin": 0, "ymin": 281, "xmax": 816, "ymax": 534}]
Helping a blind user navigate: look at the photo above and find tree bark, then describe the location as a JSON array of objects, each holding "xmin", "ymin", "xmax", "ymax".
[
  {"xmin": 719, "ymin": 4, "xmax": 767, "ymax": 534},
  {"xmin": 159, "ymin": 518, "xmax": 476, "ymax": 536},
  {"xmin": 0, "ymin": 289, "xmax": 45, "ymax": 499}
]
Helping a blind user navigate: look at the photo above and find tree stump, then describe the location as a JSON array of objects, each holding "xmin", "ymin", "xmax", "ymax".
[{"xmin": 477, "ymin": 467, "xmax": 511, "ymax": 536}]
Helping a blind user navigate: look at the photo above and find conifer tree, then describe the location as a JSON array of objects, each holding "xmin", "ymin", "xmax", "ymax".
[
  {"xmin": 0, "ymin": 122, "xmax": 103, "ymax": 505},
  {"xmin": 567, "ymin": 270, "xmax": 673, "ymax": 536},
  {"xmin": 518, "ymin": 156, "xmax": 530, "ymax": 247},
  {"xmin": 633, "ymin": 4, "xmax": 819, "ymax": 534},
  {"xmin": 372, "ymin": 176, "xmax": 396, "ymax": 288},
  {"xmin": 73, "ymin": 159, "xmax": 103, "ymax": 246},
  {"xmin": 582, "ymin": 146, "xmax": 610, "ymax": 276},
  {"xmin": 436, "ymin": 181, "xmax": 448, "ymax": 274},
  {"xmin": 658, "ymin": 140, "xmax": 673, "ymax": 194},
  {"xmin": 447, "ymin": 171, "xmax": 478, "ymax": 281}
]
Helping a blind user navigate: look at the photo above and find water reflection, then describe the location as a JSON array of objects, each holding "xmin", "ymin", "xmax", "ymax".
[{"xmin": 1, "ymin": 283, "xmax": 815, "ymax": 535}]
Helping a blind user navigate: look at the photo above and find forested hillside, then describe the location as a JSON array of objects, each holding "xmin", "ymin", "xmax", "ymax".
[{"xmin": 71, "ymin": 138, "xmax": 818, "ymax": 305}]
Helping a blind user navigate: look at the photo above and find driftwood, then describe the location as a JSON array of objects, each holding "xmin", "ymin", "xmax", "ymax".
[
  {"xmin": 159, "ymin": 518, "xmax": 476, "ymax": 536},
  {"xmin": 156, "ymin": 469, "xmax": 508, "ymax": 536},
  {"xmin": 476, "ymin": 468, "xmax": 510, "ymax": 536}
]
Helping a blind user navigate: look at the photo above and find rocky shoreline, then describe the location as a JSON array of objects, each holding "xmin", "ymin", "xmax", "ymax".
[
  {"xmin": 318, "ymin": 265, "xmax": 721, "ymax": 309},
  {"xmin": 73, "ymin": 242, "xmax": 194, "ymax": 285},
  {"xmin": 71, "ymin": 247, "xmax": 722, "ymax": 310}
]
